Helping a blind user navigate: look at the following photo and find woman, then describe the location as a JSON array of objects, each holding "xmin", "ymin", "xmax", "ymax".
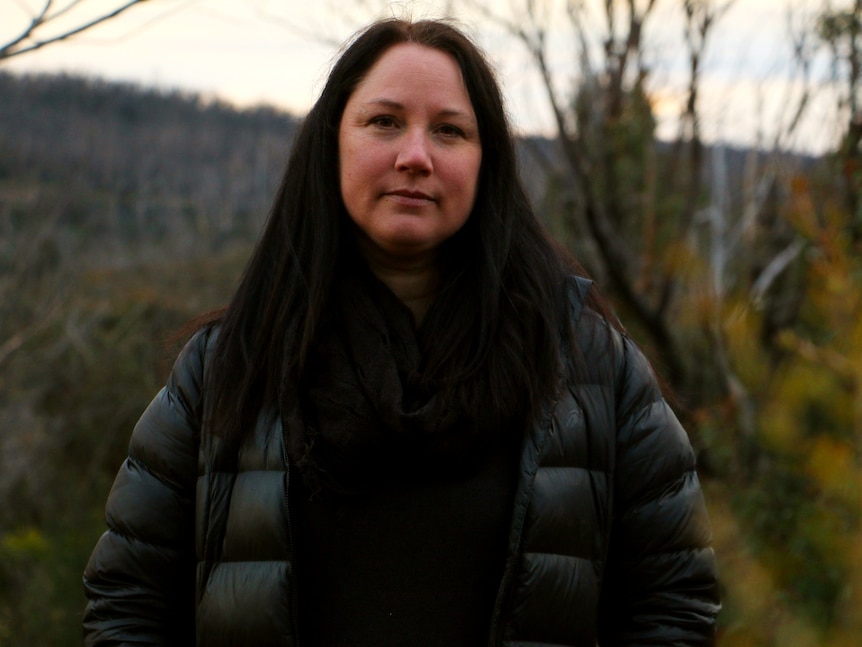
[{"xmin": 83, "ymin": 18, "xmax": 720, "ymax": 647}]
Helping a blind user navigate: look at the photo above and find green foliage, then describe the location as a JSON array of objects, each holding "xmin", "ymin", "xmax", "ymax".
[
  {"xmin": 0, "ymin": 215, "xmax": 247, "ymax": 645},
  {"xmin": 0, "ymin": 514, "xmax": 107, "ymax": 647},
  {"xmin": 704, "ymin": 167, "xmax": 862, "ymax": 645}
]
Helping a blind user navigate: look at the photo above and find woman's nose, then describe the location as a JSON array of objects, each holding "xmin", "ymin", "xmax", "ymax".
[{"xmin": 395, "ymin": 128, "xmax": 433, "ymax": 174}]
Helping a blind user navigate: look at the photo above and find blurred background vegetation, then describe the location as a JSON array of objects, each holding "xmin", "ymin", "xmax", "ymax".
[{"xmin": 1, "ymin": 0, "xmax": 861, "ymax": 645}]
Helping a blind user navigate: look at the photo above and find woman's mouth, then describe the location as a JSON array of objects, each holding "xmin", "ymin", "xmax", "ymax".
[{"xmin": 385, "ymin": 190, "xmax": 435, "ymax": 207}]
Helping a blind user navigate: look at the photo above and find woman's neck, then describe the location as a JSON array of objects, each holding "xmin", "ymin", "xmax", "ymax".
[{"xmin": 358, "ymin": 247, "xmax": 439, "ymax": 326}]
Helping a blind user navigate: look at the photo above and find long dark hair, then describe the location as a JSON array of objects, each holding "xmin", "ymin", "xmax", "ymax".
[{"xmin": 202, "ymin": 18, "xmax": 594, "ymax": 451}]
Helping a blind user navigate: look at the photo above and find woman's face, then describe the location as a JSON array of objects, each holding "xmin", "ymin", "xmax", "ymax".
[{"xmin": 338, "ymin": 43, "xmax": 482, "ymax": 266}]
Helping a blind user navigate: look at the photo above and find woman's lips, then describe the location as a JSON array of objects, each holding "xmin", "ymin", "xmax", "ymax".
[{"xmin": 385, "ymin": 190, "xmax": 435, "ymax": 207}]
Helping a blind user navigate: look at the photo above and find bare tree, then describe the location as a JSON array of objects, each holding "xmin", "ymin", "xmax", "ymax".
[
  {"xmin": 818, "ymin": 0, "xmax": 862, "ymax": 238},
  {"xmin": 0, "ymin": 0, "xmax": 148, "ymax": 62},
  {"xmin": 467, "ymin": 0, "xmax": 709, "ymax": 387},
  {"xmin": 459, "ymin": 2, "xmax": 822, "ymax": 467}
]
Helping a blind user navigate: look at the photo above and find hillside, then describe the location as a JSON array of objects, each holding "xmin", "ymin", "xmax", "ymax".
[{"xmin": 0, "ymin": 72, "xmax": 299, "ymax": 258}]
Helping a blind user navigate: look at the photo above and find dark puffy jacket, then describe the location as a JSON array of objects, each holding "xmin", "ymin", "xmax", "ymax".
[{"xmin": 83, "ymin": 278, "xmax": 720, "ymax": 646}]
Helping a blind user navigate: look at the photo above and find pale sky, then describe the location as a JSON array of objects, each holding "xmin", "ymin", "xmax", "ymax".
[{"xmin": 0, "ymin": 0, "xmax": 845, "ymax": 152}]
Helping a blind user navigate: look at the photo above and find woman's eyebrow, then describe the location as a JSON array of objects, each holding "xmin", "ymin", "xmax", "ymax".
[
  {"xmin": 361, "ymin": 98, "xmax": 404, "ymax": 110},
  {"xmin": 360, "ymin": 98, "xmax": 473, "ymax": 119}
]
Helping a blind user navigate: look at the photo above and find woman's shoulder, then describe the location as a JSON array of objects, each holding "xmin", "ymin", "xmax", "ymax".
[
  {"xmin": 563, "ymin": 276, "xmax": 659, "ymax": 397},
  {"xmin": 158, "ymin": 324, "xmax": 220, "ymax": 425},
  {"xmin": 120, "ymin": 325, "xmax": 219, "ymax": 494},
  {"xmin": 564, "ymin": 275, "xmax": 620, "ymax": 359}
]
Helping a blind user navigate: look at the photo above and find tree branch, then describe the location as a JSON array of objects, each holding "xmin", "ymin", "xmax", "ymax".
[
  {"xmin": 1, "ymin": 0, "xmax": 53, "ymax": 55},
  {"xmin": 0, "ymin": 0, "xmax": 147, "ymax": 61}
]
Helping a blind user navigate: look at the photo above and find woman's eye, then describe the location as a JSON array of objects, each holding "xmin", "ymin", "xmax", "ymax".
[
  {"xmin": 437, "ymin": 124, "xmax": 465, "ymax": 138},
  {"xmin": 371, "ymin": 116, "xmax": 398, "ymax": 128}
]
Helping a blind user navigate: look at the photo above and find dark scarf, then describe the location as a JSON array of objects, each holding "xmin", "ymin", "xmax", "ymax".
[{"xmin": 281, "ymin": 264, "xmax": 496, "ymax": 498}]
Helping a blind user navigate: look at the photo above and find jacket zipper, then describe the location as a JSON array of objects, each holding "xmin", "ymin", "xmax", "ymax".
[{"xmin": 487, "ymin": 397, "xmax": 557, "ymax": 646}]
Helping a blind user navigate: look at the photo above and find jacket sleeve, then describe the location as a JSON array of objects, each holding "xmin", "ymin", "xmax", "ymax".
[
  {"xmin": 597, "ymin": 332, "xmax": 720, "ymax": 646},
  {"xmin": 82, "ymin": 329, "xmax": 210, "ymax": 646}
]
